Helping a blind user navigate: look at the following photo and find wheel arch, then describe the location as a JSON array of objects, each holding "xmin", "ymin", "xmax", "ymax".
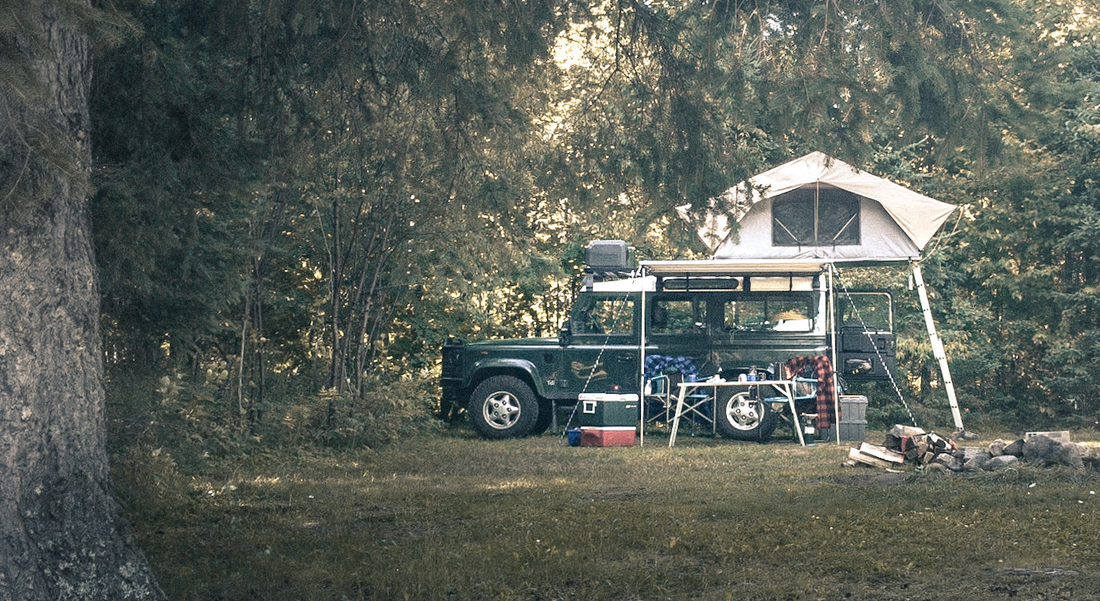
[{"xmin": 468, "ymin": 359, "xmax": 546, "ymax": 399}]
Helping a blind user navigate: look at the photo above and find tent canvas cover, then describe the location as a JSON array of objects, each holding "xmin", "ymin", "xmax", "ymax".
[{"xmin": 676, "ymin": 151, "xmax": 957, "ymax": 262}]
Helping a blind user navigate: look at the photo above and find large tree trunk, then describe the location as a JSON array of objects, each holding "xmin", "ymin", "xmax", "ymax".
[{"xmin": 0, "ymin": 1, "xmax": 164, "ymax": 599}]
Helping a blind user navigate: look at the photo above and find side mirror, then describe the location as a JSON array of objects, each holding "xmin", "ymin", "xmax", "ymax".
[{"xmin": 559, "ymin": 324, "xmax": 572, "ymax": 346}]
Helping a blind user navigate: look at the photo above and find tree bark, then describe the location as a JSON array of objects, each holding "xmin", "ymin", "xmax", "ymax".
[{"xmin": 0, "ymin": 1, "xmax": 164, "ymax": 599}]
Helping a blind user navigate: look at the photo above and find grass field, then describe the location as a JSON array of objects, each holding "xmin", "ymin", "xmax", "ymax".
[{"xmin": 115, "ymin": 425, "xmax": 1100, "ymax": 600}]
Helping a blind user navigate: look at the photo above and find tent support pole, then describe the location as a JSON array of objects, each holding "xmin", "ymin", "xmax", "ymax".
[
  {"xmin": 827, "ymin": 266, "xmax": 840, "ymax": 444},
  {"xmin": 911, "ymin": 262, "xmax": 964, "ymax": 431},
  {"xmin": 639, "ymin": 268, "xmax": 647, "ymax": 446}
]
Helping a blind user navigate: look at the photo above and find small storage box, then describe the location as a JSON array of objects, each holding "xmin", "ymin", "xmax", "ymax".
[
  {"xmin": 819, "ymin": 396, "xmax": 869, "ymax": 441},
  {"xmin": 839, "ymin": 395, "xmax": 868, "ymax": 421},
  {"xmin": 579, "ymin": 426, "xmax": 636, "ymax": 447},
  {"xmin": 820, "ymin": 421, "xmax": 867, "ymax": 442},
  {"xmin": 586, "ymin": 240, "xmax": 631, "ymax": 271},
  {"xmin": 577, "ymin": 393, "xmax": 640, "ymax": 427}
]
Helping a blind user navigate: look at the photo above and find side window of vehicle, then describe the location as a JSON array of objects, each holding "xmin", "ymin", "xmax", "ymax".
[
  {"xmin": 839, "ymin": 293, "xmax": 892, "ymax": 331},
  {"xmin": 725, "ymin": 298, "xmax": 814, "ymax": 332},
  {"xmin": 573, "ymin": 298, "xmax": 634, "ymax": 335},
  {"xmin": 650, "ymin": 299, "xmax": 704, "ymax": 334},
  {"xmin": 768, "ymin": 300, "xmax": 814, "ymax": 332},
  {"xmin": 726, "ymin": 300, "xmax": 766, "ymax": 331}
]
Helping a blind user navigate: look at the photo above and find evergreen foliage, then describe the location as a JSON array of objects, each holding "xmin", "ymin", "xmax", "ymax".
[{"xmin": 90, "ymin": 0, "xmax": 1100, "ymax": 446}]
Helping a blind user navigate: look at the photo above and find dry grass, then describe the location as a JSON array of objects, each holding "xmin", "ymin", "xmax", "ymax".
[{"xmin": 114, "ymin": 426, "xmax": 1100, "ymax": 600}]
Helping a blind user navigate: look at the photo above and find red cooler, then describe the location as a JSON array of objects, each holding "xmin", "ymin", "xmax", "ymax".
[{"xmin": 579, "ymin": 426, "xmax": 636, "ymax": 447}]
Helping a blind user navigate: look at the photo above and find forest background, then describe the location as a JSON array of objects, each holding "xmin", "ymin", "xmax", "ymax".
[{"xmin": 85, "ymin": 0, "xmax": 1100, "ymax": 465}]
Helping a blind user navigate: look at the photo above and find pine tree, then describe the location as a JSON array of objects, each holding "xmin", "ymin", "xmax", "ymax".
[{"xmin": 0, "ymin": 0, "xmax": 164, "ymax": 598}]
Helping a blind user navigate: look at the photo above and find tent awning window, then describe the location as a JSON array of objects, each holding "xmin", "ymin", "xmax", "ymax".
[{"xmin": 772, "ymin": 185, "xmax": 860, "ymax": 247}]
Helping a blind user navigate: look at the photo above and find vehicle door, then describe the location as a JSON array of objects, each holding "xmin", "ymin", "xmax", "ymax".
[
  {"xmin": 646, "ymin": 293, "xmax": 709, "ymax": 370},
  {"xmin": 836, "ymin": 292, "xmax": 896, "ymax": 381},
  {"xmin": 561, "ymin": 293, "xmax": 640, "ymax": 395}
]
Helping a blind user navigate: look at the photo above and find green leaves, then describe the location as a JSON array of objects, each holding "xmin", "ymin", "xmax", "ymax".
[{"xmin": 92, "ymin": 0, "xmax": 1100, "ymax": 439}]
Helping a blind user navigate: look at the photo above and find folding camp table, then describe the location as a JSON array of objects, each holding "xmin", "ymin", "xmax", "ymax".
[{"xmin": 668, "ymin": 379, "xmax": 804, "ymax": 448}]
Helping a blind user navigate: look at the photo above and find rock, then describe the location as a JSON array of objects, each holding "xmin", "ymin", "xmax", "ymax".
[
  {"xmin": 932, "ymin": 453, "xmax": 964, "ymax": 472},
  {"xmin": 960, "ymin": 446, "xmax": 992, "ymax": 461},
  {"xmin": 963, "ymin": 458, "xmax": 987, "ymax": 471},
  {"xmin": 964, "ymin": 456, "xmax": 991, "ymax": 471},
  {"xmin": 959, "ymin": 446, "xmax": 992, "ymax": 472},
  {"xmin": 985, "ymin": 455, "xmax": 1019, "ymax": 470},
  {"xmin": 1023, "ymin": 435, "xmax": 1085, "ymax": 470},
  {"xmin": 989, "ymin": 439, "xmax": 1006, "ymax": 456},
  {"xmin": 1080, "ymin": 445, "xmax": 1100, "ymax": 470},
  {"xmin": 925, "ymin": 462, "xmax": 951, "ymax": 475},
  {"xmin": 1003, "ymin": 439, "xmax": 1025, "ymax": 456},
  {"xmin": 953, "ymin": 429, "xmax": 980, "ymax": 441}
]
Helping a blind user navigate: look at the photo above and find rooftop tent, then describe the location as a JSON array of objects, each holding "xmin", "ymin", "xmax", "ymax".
[{"xmin": 676, "ymin": 151, "xmax": 958, "ymax": 262}]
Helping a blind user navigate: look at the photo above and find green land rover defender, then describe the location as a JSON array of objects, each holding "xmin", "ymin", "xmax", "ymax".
[{"xmin": 441, "ymin": 241, "xmax": 894, "ymax": 440}]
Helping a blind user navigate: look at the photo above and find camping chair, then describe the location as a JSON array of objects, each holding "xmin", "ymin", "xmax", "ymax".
[
  {"xmin": 645, "ymin": 372, "xmax": 710, "ymax": 425},
  {"xmin": 675, "ymin": 373, "xmax": 716, "ymax": 429},
  {"xmin": 644, "ymin": 373, "xmax": 673, "ymax": 424},
  {"xmin": 649, "ymin": 371, "xmax": 715, "ymax": 429},
  {"xmin": 643, "ymin": 355, "xmax": 712, "ymax": 428},
  {"xmin": 762, "ymin": 376, "xmax": 819, "ymax": 441}
]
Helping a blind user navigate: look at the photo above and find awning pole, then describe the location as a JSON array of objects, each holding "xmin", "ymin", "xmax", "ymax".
[
  {"xmin": 639, "ymin": 268, "xmax": 647, "ymax": 446},
  {"xmin": 827, "ymin": 265, "xmax": 840, "ymax": 444},
  {"xmin": 911, "ymin": 263, "xmax": 964, "ymax": 431}
]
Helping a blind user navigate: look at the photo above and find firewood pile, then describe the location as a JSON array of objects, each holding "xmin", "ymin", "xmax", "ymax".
[{"xmin": 846, "ymin": 425, "xmax": 1100, "ymax": 473}]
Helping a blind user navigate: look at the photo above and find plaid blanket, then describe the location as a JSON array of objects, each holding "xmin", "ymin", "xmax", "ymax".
[
  {"xmin": 786, "ymin": 355, "xmax": 838, "ymax": 429},
  {"xmin": 644, "ymin": 355, "xmax": 699, "ymax": 380}
]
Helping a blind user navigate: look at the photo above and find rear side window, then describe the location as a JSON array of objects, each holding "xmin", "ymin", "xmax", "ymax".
[
  {"xmin": 839, "ymin": 293, "xmax": 892, "ymax": 331},
  {"xmin": 724, "ymin": 297, "xmax": 815, "ymax": 332}
]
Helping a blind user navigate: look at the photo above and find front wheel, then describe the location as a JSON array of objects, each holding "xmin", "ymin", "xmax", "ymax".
[
  {"xmin": 530, "ymin": 400, "xmax": 554, "ymax": 435},
  {"xmin": 716, "ymin": 391, "xmax": 778, "ymax": 442},
  {"xmin": 468, "ymin": 375, "xmax": 539, "ymax": 439}
]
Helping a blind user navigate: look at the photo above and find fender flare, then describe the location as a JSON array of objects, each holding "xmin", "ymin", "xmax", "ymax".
[{"xmin": 469, "ymin": 358, "xmax": 547, "ymax": 398}]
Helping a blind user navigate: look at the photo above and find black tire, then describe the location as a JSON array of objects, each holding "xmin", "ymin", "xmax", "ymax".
[
  {"xmin": 530, "ymin": 400, "xmax": 554, "ymax": 435},
  {"xmin": 468, "ymin": 375, "xmax": 539, "ymax": 439},
  {"xmin": 715, "ymin": 390, "xmax": 779, "ymax": 442}
]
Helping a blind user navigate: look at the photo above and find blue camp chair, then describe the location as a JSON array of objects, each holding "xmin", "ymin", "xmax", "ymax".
[{"xmin": 643, "ymin": 355, "xmax": 713, "ymax": 428}]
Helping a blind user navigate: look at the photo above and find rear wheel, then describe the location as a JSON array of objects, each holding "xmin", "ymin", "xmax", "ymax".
[
  {"xmin": 716, "ymin": 391, "xmax": 778, "ymax": 442},
  {"xmin": 468, "ymin": 375, "xmax": 539, "ymax": 439}
]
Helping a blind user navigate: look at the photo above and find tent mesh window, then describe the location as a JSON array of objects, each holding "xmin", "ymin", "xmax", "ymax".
[{"xmin": 772, "ymin": 185, "xmax": 860, "ymax": 246}]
